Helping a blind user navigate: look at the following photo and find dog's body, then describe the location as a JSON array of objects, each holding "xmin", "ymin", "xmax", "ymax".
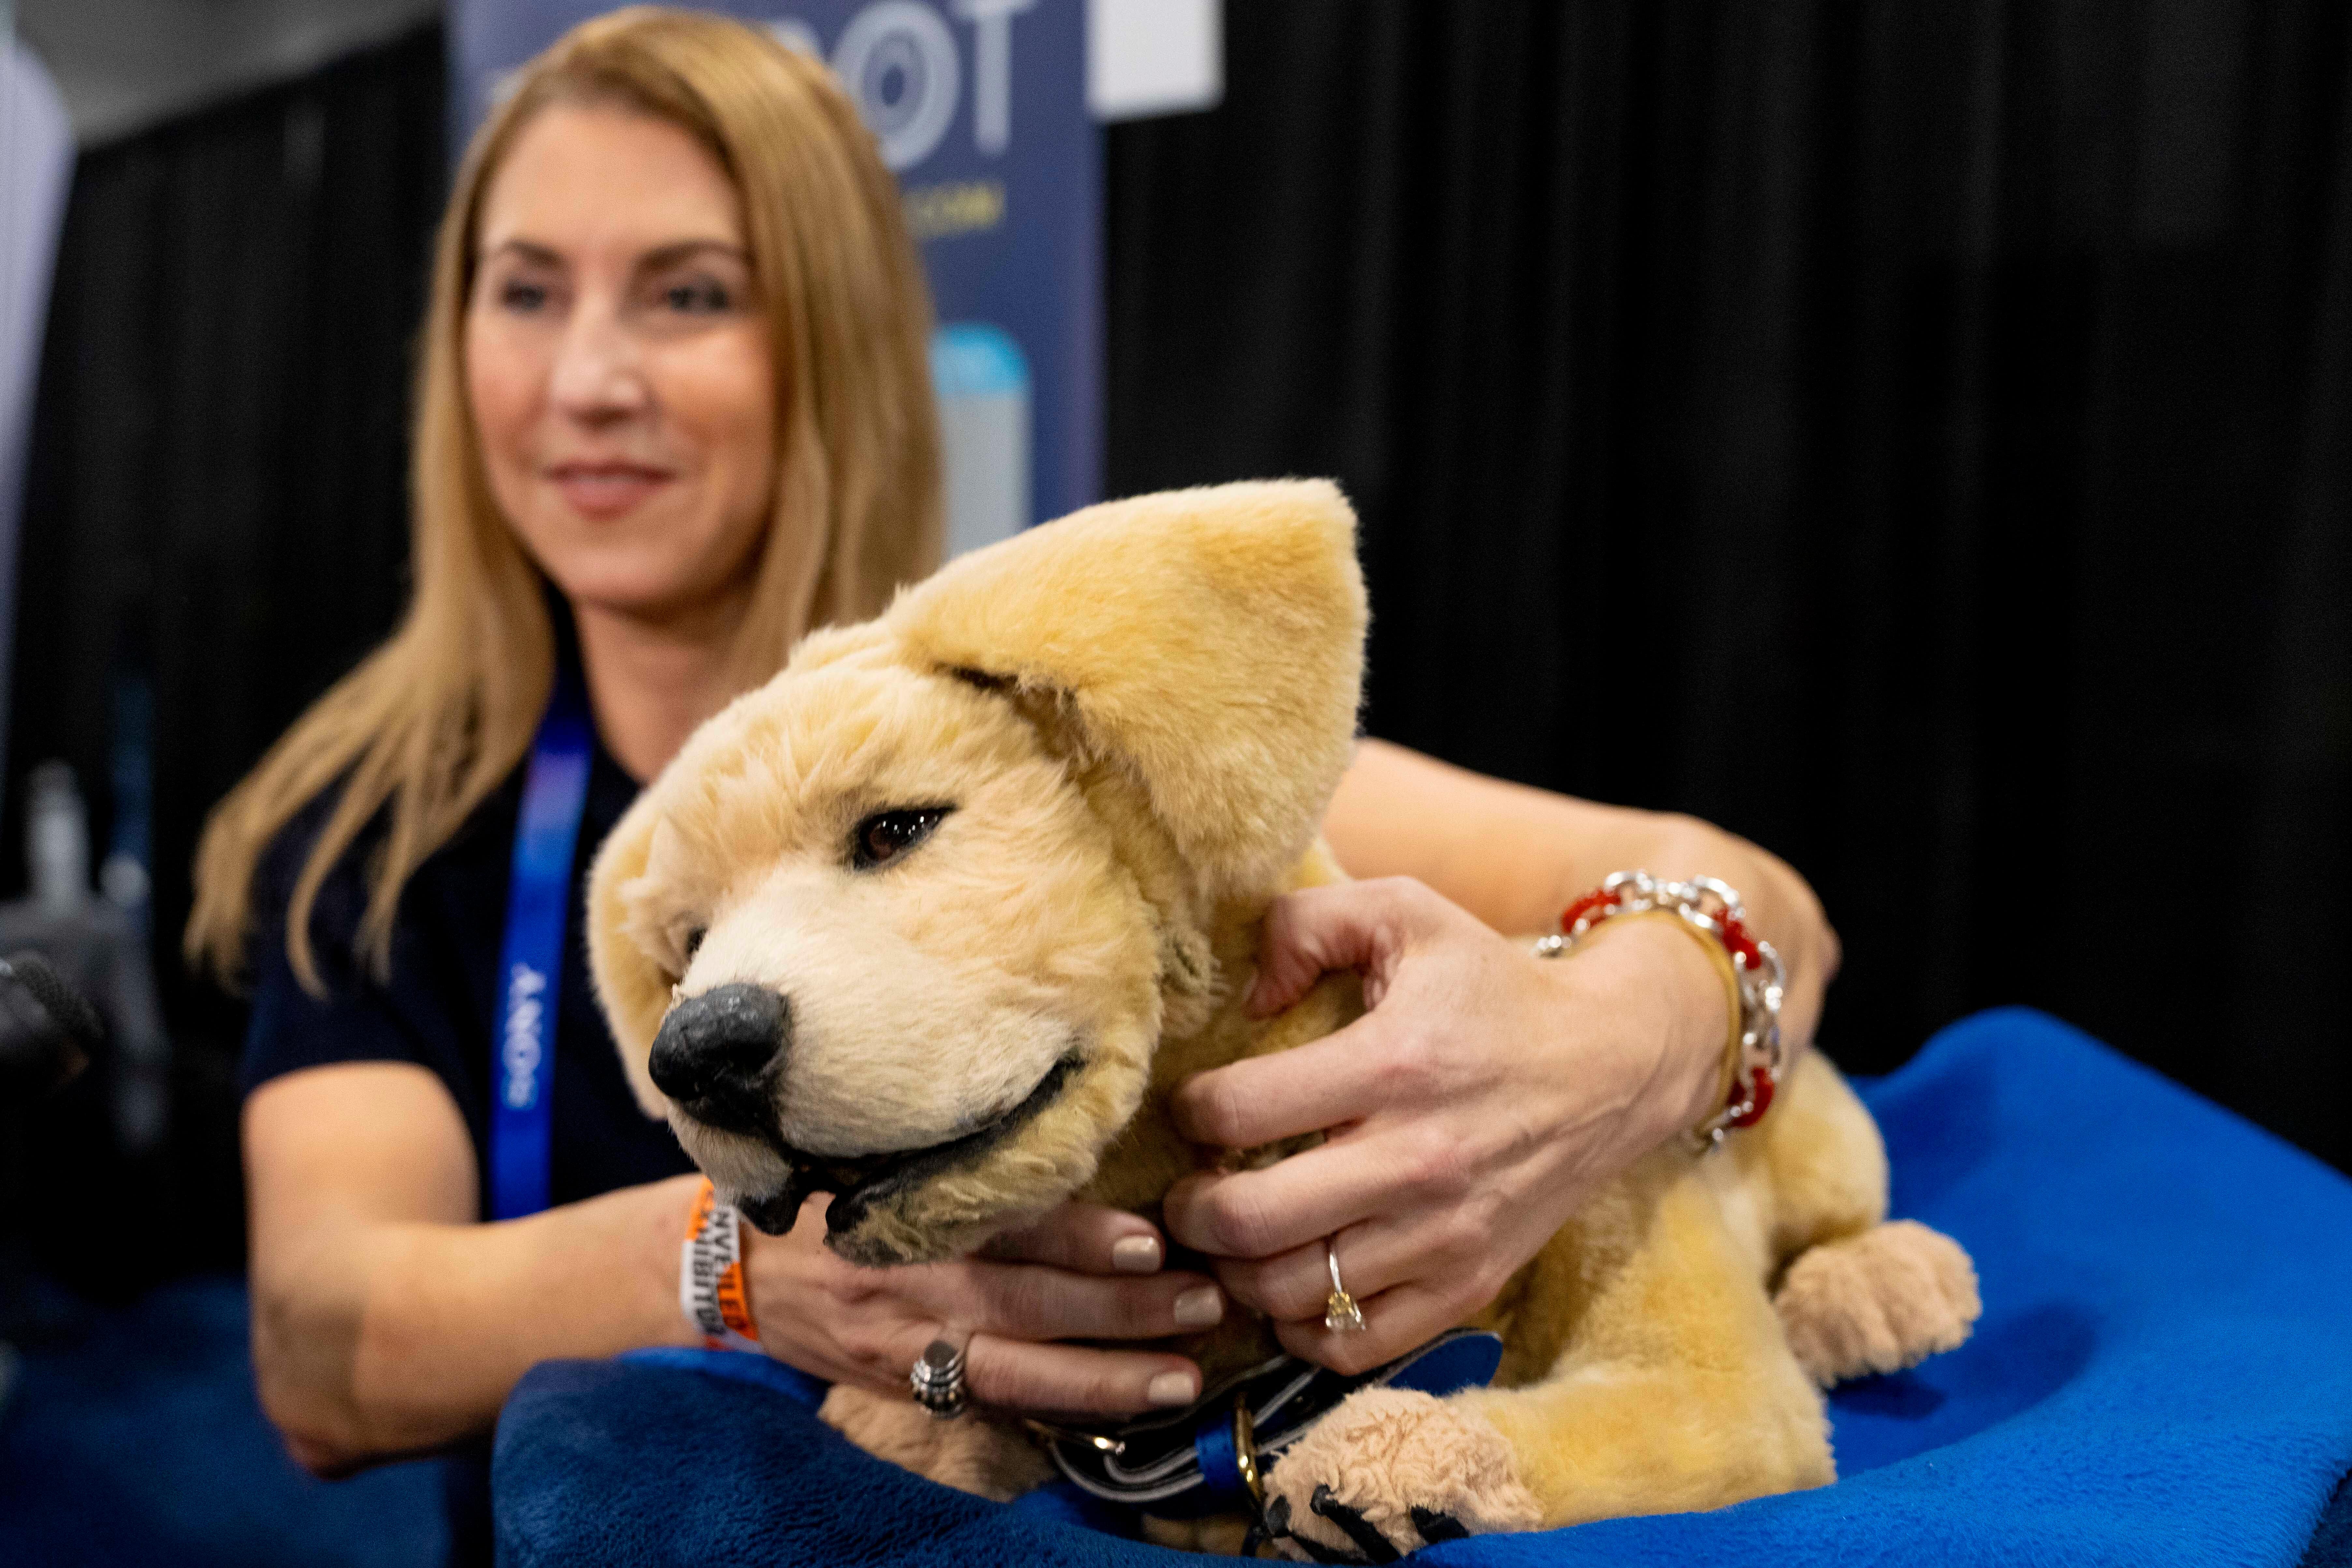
[{"xmin": 588, "ymin": 481, "xmax": 1978, "ymax": 1559}]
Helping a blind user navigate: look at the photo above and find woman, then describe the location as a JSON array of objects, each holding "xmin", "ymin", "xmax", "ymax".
[{"xmin": 189, "ymin": 3, "xmax": 1834, "ymax": 1521}]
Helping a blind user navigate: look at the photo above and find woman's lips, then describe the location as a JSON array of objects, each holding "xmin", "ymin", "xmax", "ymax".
[{"xmin": 547, "ymin": 464, "xmax": 674, "ymax": 519}]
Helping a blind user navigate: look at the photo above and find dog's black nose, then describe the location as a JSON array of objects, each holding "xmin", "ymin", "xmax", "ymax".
[{"xmin": 649, "ymin": 984, "xmax": 790, "ymax": 1132}]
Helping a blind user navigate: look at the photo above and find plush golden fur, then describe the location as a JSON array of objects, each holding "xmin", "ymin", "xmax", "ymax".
[{"xmin": 586, "ymin": 479, "xmax": 1980, "ymax": 1558}]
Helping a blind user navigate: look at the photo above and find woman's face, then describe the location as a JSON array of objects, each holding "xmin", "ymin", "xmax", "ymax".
[{"xmin": 467, "ymin": 102, "xmax": 776, "ymax": 627}]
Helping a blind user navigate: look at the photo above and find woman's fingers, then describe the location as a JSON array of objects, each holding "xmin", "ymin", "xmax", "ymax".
[
  {"xmin": 945, "ymin": 1256, "xmax": 1224, "ymax": 1343},
  {"xmin": 1168, "ymin": 1019, "xmax": 1391, "ymax": 1150},
  {"xmin": 980, "ymin": 1202, "xmax": 1165, "ymax": 1275},
  {"xmin": 1212, "ymin": 1215, "xmax": 1439, "ymax": 1324},
  {"xmin": 1164, "ymin": 1132, "xmax": 1436, "ymax": 1260},
  {"xmin": 824, "ymin": 1260, "xmax": 1215, "ymax": 1414},
  {"xmin": 753, "ymin": 1206, "xmax": 1215, "ymax": 1417},
  {"xmin": 1245, "ymin": 878, "xmax": 1444, "ymax": 1017},
  {"xmin": 961, "ymin": 1335, "xmax": 1202, "ymax": 1417},
  {"xmin": 1183, "ymin": 879, "xmax": 1489, "ymax": 1151},
  {"xmin": 1272, "ymin": 1280, "xmax": 1464, "ymax": 1377}
]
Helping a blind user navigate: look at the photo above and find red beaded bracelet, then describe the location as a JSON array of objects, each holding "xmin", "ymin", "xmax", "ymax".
[{"xmin": 1536, "ymin": 871, "xmax": 1788, "ymax": 1150}]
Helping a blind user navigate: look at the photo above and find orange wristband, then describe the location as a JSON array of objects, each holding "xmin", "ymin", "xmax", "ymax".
[{"xmin": 681, "ymin": 1179, "xmax": 761, "ymax": 1351}]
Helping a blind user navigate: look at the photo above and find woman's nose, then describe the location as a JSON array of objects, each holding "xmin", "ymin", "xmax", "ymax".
[{"xmin": 547, "ymin": 300, "xmax": 650, "ymax": 421}]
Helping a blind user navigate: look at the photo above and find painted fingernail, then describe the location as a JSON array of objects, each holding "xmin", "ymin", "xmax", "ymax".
[
  {"xmin": 1112, "ymin": 1235, "xmax": 1162, "ymax": 1274},
  {"xmin": 1173, "ymin": 1285, "xmax": 1224, "ymax": 1331},
  {"xmin": 1147, "ymin": 1370, "xmax": 1199, "ymax": 1407}
]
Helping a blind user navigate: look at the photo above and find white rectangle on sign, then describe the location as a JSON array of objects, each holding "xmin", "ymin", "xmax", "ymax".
[{"xmin": 1088, "ymin": 0, "xmax": 1221, "ymax": 121}]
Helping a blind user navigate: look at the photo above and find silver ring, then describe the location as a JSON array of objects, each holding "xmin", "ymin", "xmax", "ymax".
[
  {"xmin": 910, "ymin": 1337, "xmax": 968, "ymax": 1419},
  {"xmin": 1322, "ymin": 1241, "xmax": 1366, "ymax": 1333}
]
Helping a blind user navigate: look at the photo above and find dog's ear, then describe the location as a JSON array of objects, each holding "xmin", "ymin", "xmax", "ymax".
[
  {"xmin": 886, "ymin": 479, "xmax": 1366, "ymax": 899},
  {"xmin": 585, "ymin": 789, "xmax": 676, "ymax": 1119}
]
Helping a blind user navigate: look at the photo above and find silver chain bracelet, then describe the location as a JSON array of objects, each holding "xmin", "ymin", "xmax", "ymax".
[{"xmin": 1535, "ymin": 870, "xmax": 1787, "ymax": 1152}]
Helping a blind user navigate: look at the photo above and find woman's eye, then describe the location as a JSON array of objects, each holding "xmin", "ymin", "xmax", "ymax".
[
  {"xmin": 498, "ymin": 278, "xmax": 552, "ymax": 313},
  {"xmin": 660, "ymin": 278, "xmax": 732, "ymax": 314},
  {"xmin": 850, "ymin": 807, "xmax": 952, "ymax": 871}
]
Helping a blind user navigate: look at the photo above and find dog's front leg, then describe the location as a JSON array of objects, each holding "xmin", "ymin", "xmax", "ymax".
[
  {"xmin": 817, "ymin": 1383, "xmax": 1054, "ymax": 1502},
  {"xmin": 1259, "ymin": 1164, "xmax": 1833, "ymax": 1561}
]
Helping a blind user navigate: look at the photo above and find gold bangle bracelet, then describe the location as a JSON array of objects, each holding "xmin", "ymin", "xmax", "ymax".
[
  {"xmin": 1535, "ymin": 870, "xmax": 1788, "ymax": 1150},
  {"xmin": 1607, "ymin": 909, "xmax": 1745, "ymax": 1115}
]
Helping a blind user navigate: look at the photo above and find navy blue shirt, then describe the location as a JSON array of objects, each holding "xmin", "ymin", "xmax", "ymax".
[
  {"xmin": 239, "ymin": 728, "xmax": 694, "ymax": 1211},
  {"xmin": 237, "ymin": 641, "xmax": 697, "ymax": 1566}
]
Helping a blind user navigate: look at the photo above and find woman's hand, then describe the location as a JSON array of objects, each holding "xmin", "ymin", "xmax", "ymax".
[
  {"xmin": 741, "ymin": 1198, "xmax": 1224, "ymax": 1417},
  {"xmin": 1162, "ymin": 877, "xmax": 1728, "ymax": 1374}
]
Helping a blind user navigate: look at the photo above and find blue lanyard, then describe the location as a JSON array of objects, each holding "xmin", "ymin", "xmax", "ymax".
[{"xmin": 489, "ymin": 675, "xmax": 593, "ymax": 1220}]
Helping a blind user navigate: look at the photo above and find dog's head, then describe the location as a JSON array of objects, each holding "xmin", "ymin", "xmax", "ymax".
[{"xmin": 586, "ymin": 481, "xmax": 1366, "ymax": 1264}]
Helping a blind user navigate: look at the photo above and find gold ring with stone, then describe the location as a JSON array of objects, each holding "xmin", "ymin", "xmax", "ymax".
[{"xmin": 1323, "ymin": 1240, "xmax": 1366, "ymax": 1333}]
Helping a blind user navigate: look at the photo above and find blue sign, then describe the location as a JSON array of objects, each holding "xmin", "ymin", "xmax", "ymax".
[{"xmin": 449, "ymin": 0, "xmax": 1097, "ymax": 553}]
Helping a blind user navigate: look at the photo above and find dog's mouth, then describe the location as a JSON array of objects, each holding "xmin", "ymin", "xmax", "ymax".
[{"xmin": 727, "ymin": 1055, "xmax": 1081, "ymax": 1238}]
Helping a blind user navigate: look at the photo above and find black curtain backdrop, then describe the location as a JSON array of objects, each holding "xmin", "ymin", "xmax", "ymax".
[
  {"xmin": 6, "ymin": 28, "xmax": 446, "ymax": 1279},
  {"xmin": 1105, "ymin": 2, "xmax": 2351, "ymax": 1170},
  {"xmin": 6, "ymin": 4, "xmax": 2346, "ymax": 1283}
]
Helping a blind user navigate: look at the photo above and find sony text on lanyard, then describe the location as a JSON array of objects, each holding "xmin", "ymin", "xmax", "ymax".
[{"xmin": 491, "ymin": 677, "xmax": 593, "ymax": 1220}]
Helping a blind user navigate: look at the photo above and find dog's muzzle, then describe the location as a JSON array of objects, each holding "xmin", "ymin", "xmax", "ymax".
[
  {"xmin": 649, "ymin": 983, "xmax": 790, "ymax": 1140},
  {"xmin": 723, "ymin": 1054, "xmax": 1084, "ymax": 1242},
  {"xmin": 653, "ymin": 984, "xmax": 1084, "ymax": 1245}
]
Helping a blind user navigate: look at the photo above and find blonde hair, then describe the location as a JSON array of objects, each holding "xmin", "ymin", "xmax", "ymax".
[{"xmin": 186, "ymin": 7, "xmax": 942, "ymax": 990}]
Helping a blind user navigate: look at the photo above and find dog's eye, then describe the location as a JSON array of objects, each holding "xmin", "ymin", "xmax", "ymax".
[
  {"xmin": 661, "ymin": 924, "xmax": 706, "ymax": 981},
  {"xmin": 850, "ymin": 807, "xmax": 952, "ymax": 870}
]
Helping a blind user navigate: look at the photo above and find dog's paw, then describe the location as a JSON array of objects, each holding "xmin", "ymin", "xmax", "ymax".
[
  {"xmin": 1256, "ymin": 1388, "xmax": 1539, "ymax": 1563},
  {"xmin": 1775, "ymin": 1218, "xmax": 1981, "ymax": 1386}
]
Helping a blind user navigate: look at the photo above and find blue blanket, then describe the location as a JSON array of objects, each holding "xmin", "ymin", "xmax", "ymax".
[{"xmin": 493, "ymin": 1009, "xmax": 2352, "ymax": 1565}]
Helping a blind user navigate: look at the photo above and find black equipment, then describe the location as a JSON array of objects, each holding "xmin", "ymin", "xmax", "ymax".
[{"xmin": 0, "ymin": 952, "xmax": 103, "ymax": 1107}]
